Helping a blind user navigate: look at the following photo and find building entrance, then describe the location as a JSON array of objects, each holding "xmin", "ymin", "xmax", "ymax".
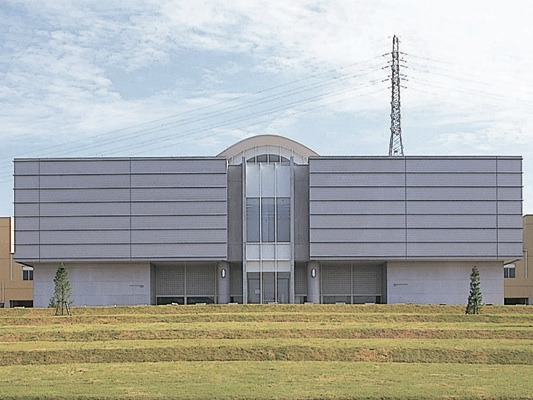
[{"xmin": 247, "ymin": 272, "xmax": 289, "ymax": 304}]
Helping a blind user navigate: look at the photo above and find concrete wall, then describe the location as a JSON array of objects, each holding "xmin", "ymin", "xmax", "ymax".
[
  {"xmin": 14, "ymin": 157, "xmax": 228, "ymax": 263},
  {"xmin": 227, "ymin": 165, "xmax": 243, "ymax": 262},
  {"xmin": 294, "ymin": 165, "xmax": 310, "ymax": 261},
  {"xmin": 387, "ymin": 261, "xmax": 504, "ymax": 305},
  {"xmin": 309, "ymin": 156, "xmax": 522, "ymax": 261},
  {"xmin": 33, "ymin": 262, "xmax": 151, "ymax": 307}
]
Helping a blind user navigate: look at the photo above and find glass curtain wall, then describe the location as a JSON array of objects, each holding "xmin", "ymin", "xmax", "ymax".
[{"xmin": 245, "ymin": 159, "xmax": 292, "ymax": 304}]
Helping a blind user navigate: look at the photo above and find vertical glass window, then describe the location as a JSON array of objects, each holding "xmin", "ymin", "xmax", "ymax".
[
  {"xmin": 246, "ymin": 198, "xmax": 260, "ymax": 242},
  {"xmin": 277, "ymin": 197, "xmax": 290, "ymax": 242},
  {"xmin": 261, "ymin": 198, "xmax": 276, "ymax": 242}
]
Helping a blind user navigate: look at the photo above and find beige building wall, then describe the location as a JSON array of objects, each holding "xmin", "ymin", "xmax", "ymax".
[
  {"xmin": 504, "ymin": 215, "xmax": 533, "ymax": 305},
  {"xmin": 0, "ymin": 217, "xmax": 33, "ymax": 307}
]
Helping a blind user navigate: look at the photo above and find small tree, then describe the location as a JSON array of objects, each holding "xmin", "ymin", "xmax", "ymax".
[
  {"xmin": 50, "ymin": 262, "xmax": 72, "ymax": 316},
  {"xmin": 465, "ymin": 266, "xmax": 482, "ymax": 315}
]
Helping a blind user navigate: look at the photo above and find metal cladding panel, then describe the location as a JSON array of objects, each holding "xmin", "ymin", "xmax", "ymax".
[
  {"xmin": 40, "ymin": 244, "xmax": 131, "ymax": 259},
  {"xmin": 497, "ymin": 158, "xmax": 522, "ymax": 172},
  {"xmin": 311, "ymin": 215, "xmax": 405, "ymax": 229},
  {"xmin": 407, "ymin": 201, "xmax": 497, "ymax": 215},
  {"xmin": 498, "ymin": 229, "xmax": 523, "ymax": 242},
  {"xmin": 407, "ymin": 229, "xmax": 497, "ymax": 243},
  {"xmin": 132, "ymin": 187, "xmax": 226, "ymax": 202},
  {"xmin": 40, "ymin": 175, "xmax": 131, "ymax": 188},
  {"xmin": 131, "ymin": 215, "xmax": 226, "ymax": 230},
  {"xmin": 497, "ymin": 173, "xmax": 522, "ymax": 187},
  {"xmin": 310, "ymin": 173, "xmax": 404, "ymax": 187},
  {"xmin": 14, "ymin": 175, "xmax": 40, "ymax": 189},
  {"xmin": 498, "ymin": 215, "xmax": 523, "ymax": 229},
  {"xmin": 131, "ymin": 229, "xmax": 226, "ymax": 244},
  {"xmin": 14, "ymin": 160, "xmax": 39, "ymax": 175},
  {"xmin": 41, "ymin": 202, "xmax": 130, "ymax": 217},
  {"xmin": 13, "ymin": 157, "xmax": 228, "ymax": 262},
  {"xmin": 312, "ymin": 243, "xmax": 406, "ymax": 259},
  {"xmin": 407, "ymin": 214, "xmax": 497, "ymax": 229},
  {"xmin": 498, "ymin": 243, "xmax": 524, "ymax": 257},
  {"xmin": 310, "ymin": 228, "xmax": 405, "ymax": 243},
  {"xmin": 15, "ymin": 203, "xmax": 39, "ymax": 216},
  {"xmin": 14, "ymin": 244, "xmax": 39, "ymax": 260},
  {"xmin": 407, "ymin": 187, "xmax": 497, "ymax": 201},
  {"xmin": 131, "ymin": 174, "xmax": 226, "ymax": 188},
  {"xmin": 16, "ymin": 231, "xmax": 39, "ymax": 245},
  {"xmin": 131, "ymin": 201, "xmax": 226, "ymax": 216},
  {"xmin": 40, "ymin": 216, "xmax": 130, "ymax": 230},
  {"xmin": 498, "ymin": 187, "xmax": 522, "ymax": 201},
  {"xmin": 14, "ymin": 189, "xmax": 39, "ymax": 203},
  {"xmin": 40, "ymin": 230, "xmax": 130, "ymax": 245},
  {"xmin": 131, "ymin": 244, "xmax": 227, "ymax": 259},
  {"xmin": 310, "ymin": 201, "xmax": 405, "ymax": 215},
  {"xmin": 406, "ymin": 158, "xmax": 496, "ymax": 173},
  {"xmin": 131, "ymin": 158, "xmax": 225, "ymax": 173},
  {"xmin": 309, "ymin": 158, "xmax": 404, "ymax": 173},
  {"xmin": 311, "ymin": 186, "xmax": 405, "ymax": 201},
  {"xmin": 406, "ymin": 243, "xmax": 497, "ymax": 258},
  {"xmin": 14, "ymin": 217, "xmax": 39, "ymax": 231},
  {"xmin": 498, "ymin": 201, "xmax": 522, "ymax": 215},
  {"xmin": 40, "ymin": 188, "xmax": 131, "ymax": 202},
  {"xmin": 406, "ymin": 173, "xmax": 497, "ymax": 186},
  {"xmin": 39, "ymin": 160, "xmax": 131, "ymax": 174},
  {"xmin": 309, "ymin": 156, "xmax": 522, "ymax": 261}
]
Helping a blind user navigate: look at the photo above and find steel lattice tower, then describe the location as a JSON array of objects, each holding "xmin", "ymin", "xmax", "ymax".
[{"xmin": 388, "ymin": 35, "xmax": 404, "ymax": 156}]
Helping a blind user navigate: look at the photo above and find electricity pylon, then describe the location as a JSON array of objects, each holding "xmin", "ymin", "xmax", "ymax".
[{"xmin": 388, "ymin": 35, "xmax": 404, "ymax": 156}]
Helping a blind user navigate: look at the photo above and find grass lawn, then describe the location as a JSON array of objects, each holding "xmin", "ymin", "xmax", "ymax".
[{"xmin": 0, "ymin": 304, "xmax": 532, "ymax": 399}]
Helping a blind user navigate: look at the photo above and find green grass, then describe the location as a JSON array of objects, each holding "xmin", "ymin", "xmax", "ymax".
[
  {"xmin": 1, "ymin": 362, "xmax": 533, "ymax": 400},
  {"xmin": 0, "ymin": 304, "xmax": 532, "ymax": 399}
]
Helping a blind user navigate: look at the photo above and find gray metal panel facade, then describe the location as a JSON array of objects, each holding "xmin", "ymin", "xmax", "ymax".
[
  {"xmin": 14, "ymin": 157, "xmax": 228, "ymax": 262},
  {"xmin": 309, "ymin": 156, "xmax": 522, "ymax": 260}
]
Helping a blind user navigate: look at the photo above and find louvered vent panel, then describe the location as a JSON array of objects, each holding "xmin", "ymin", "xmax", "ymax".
[
  {"xmin": 322, "ymin": 264, "xmax": 351, "ymax": 294},
  {"xmin": 294, "ymin": 262, "xmax": 307, "ymax": 295},
  {"xmin": 156, "ymin": 265, "xmax": 185, "ymax": 296},
  {"xmin": 353, "ymin": 266, "xmax": 381, "ymax": 295},
  {"xmin": 186, "ymin": 264, "xmax": 216, "ymax": 295},
  {"xmin": 230, "ymin": 263, "xmax": 243, "ymax": 297}
]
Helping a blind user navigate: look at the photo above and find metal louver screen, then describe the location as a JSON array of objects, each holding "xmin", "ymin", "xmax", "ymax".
[
  {"xmin": 294, "ymin": 262, "xmax": 307, "ymax": 295},
  {"xmin": 353, "ymin": 266, "xmax": 381, "ymax": 295},
  {"xmin": 322, "ymin": 264, "xmax": 351, "ymax": 294},
  {"xmin": 156, "ymin": 265, "xmax": 185, "ymax": 296},
  {"xmin": 186, "ymin": 264, "xmax": 216, "ymax": 296},
  {"xmin": 230, "ymin": 263, "xmax": 243, "ymax": 296}
]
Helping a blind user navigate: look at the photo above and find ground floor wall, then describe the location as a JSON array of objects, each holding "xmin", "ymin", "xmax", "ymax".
[
  {"xmin": 386, "ymin": 261, "xmax": 504, "ymax": 305},
  {"xmin": 30, "ymin": 259, "xmax": 505, "ymax": 307},
  {"xmin": 33, "ymin": 262, "xmax": 152, "ymax": 307}
]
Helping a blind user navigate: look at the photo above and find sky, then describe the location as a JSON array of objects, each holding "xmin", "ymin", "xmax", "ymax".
[{"xmin": 0, "ymin": 0, "xmax": 532, "ymax": 216}]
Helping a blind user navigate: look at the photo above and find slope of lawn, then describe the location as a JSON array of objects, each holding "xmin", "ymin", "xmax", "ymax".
[{"xmin": 0, "ymin": 304, "xmax": 532, "ymax": 399}]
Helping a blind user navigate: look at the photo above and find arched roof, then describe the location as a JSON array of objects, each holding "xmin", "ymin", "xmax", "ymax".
[{"xmin": 217, "ymin": 135, "xmax": 319, "ymax": 165}]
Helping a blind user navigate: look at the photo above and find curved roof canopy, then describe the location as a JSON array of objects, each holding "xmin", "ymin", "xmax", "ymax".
[{"xmin": 217, "ymin": 134, "xmax": 319, "ymax": 165}]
